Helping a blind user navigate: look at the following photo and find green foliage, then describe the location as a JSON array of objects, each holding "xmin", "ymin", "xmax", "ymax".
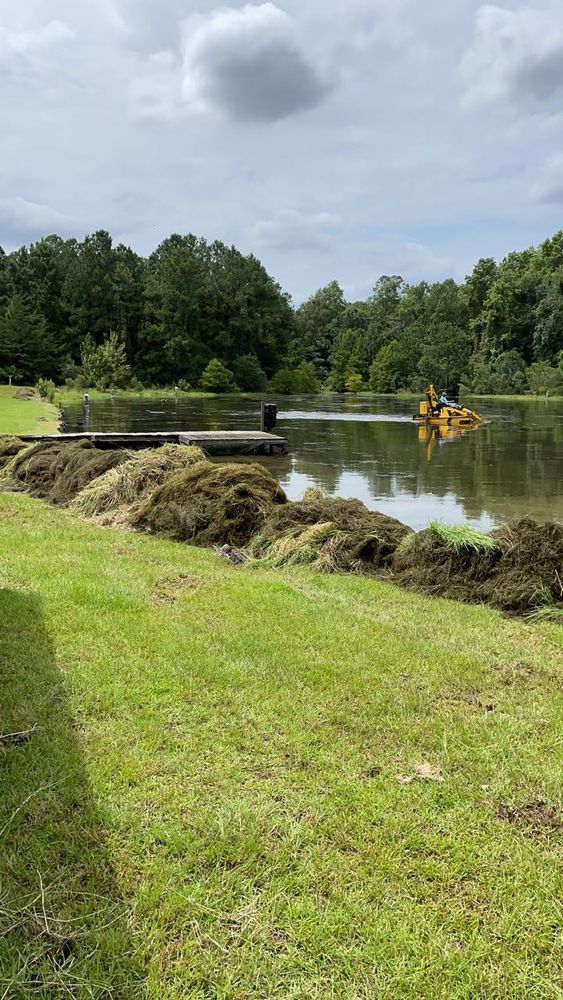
[
  {"xmin": 232, "ymin": 353, "xmax": 267, "ymax": 391},
  {"xmin": 369, "ymin": 341, "xmax": 403, "ymax": 392},
  {"xmin": 295, "ymin": 281, "xmax": 346, "ymax": 378},
  {"xmin": 330, "ymin": 329, "xmax": 365, "ymax": 390},
  {"xmin": 0, "ymin": 226, "xmax": 562, "ymax": 395},
  {"xmin": 80, "ymin": 331, "xmax": 131, "ymax": 390},
  {"xmin": 199, "ymin": 358, "xmax": 233, "ymax": 393},
  {"xmin": 345, "ymin": 372, "xmax": 364, "ymax": 393},
  {"xmin": 293, "ymin": 361, "xmax": 320, "ymax": 393},
  {"xmin": 0, "ymin": 293, "xmax": 51, "ymax": 383},
  {"xmin": 35, "ymin": 378, "xmax": 56, "ymax": 404},
  {"xmin": 527, "ymin": 361, "xmax": 563, "ymax": 396},
  {"xmin": 269, "ymin": 367, "xmax": 297, "ymax": 394}
]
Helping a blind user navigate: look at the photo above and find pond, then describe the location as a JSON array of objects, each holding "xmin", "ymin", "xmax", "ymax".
[{"xmin": 61, "ymin": 393, "xmax": 563, "ymax": 531}]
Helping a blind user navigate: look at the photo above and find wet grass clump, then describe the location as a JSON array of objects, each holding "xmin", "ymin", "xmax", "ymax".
[
  {"xmin": 249, "ymin": 490, "xmax": 411, "ymax": 574},
  {"xmin": 393, "ymin": 517, "xmax": 563, "ymax": 615},
  {"xmin": 485, "ymin": 518, "xmax": 563, "ymax": 615},
  {"xmin": 132, "ymin": 460, "xmax": 287, "ymax": 547},
  {"xmin": 0, "ymin": 436, "xmax": 26, "ymax": 471},
  {"xmin": 392, "ymin": 522, "xmax": 502, "ymax": 603},
  {"xmin": 2, "ymin": 439, "xmax": 132, "ymax": 504},
  {"xmin": 71, "ymin": 443, "xmax": 206, "ymax": 519}
]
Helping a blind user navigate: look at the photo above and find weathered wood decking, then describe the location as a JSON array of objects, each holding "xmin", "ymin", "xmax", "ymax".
[{"xmin": 16, "ymin": 430, "xmax": 288, "ymax": 455}]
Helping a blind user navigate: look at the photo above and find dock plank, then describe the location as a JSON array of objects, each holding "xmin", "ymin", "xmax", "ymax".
[{"xmin": 13, "ymin": 430, "xmax": 288, "ymax": 455}]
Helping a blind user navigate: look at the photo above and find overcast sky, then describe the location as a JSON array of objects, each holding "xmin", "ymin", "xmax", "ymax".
[{"xmin": 1, "ymin": 0, "xmax": 562, "ymax": 302}]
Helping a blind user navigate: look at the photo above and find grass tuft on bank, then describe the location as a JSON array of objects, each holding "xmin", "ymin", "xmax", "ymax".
[{"xmin": 0, "ymin": 491, "xmax": 562, "ymax": 998}]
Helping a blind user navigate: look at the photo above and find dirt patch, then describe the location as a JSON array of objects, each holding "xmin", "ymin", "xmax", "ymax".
[
  {"xmin": 133, "ymin": 461, "xmax": 286, "ymax": 548},
  {"xmin": 0, "ymin": 436, "xmax": 27, "ymax": 471},
  {"xmin": 248, "ymin": 490, "xmax": 411, "ymax": 573},
  {"xmin": 2, "ymin": 439, "xmax": 131, "ymax": 504},
  {"xmin": 498, "ymin": 800, "xmax": 562, "ymax": 833},
  {"xmin": 152, "ymin": 574, "xmax": 203, "ymax": 605},
  {"xmin": 434, "ymin": 691, "xmax": 495, "ymax": 712}
]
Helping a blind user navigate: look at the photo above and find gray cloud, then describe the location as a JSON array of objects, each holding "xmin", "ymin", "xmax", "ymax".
[
  {"xmin": 180, "ymin": 3, "xmax": 330, "ymax": 121},
  {"xmin": 251, "ymin": 209, "xmax": 340, "ymax": 251},
  {"xmin": 462, "ymin": 3, "xmax": 563, "ymax": 106},
  {"xmin": 0, "ymin": 197, "xmax": 74, "ymax": 248},
  {"xmin": 0, "ymin": 0, "xmax": 561, "ymax": 304},
  {"xmin": 531, "ymin": 155, "xmax": 563, "ymax": 203}
]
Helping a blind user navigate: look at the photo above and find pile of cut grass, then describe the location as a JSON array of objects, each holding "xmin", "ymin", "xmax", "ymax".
[
  {"xmin": 2, "ymin": 439, "xmax": 131, "ymax": 504},
  {"xmin": 248, "ymin": 490, "xmax": 411, "ymax": 574},
  {"xmin": 0, "ymin": 436, "xmax": 26, "ymax": 471},
  {"xmin": 132, "ymin": 460, "xmax": 287, "ymax": 547},
  {"xmin": 71, "ymin": 443, "xmax": 205, "ymax": 519},
  {"xmin": 486, "ymin": 517, "xmax": 563, "ymax": 614},
  {"xmin": 393, "ymin": 517, "xmax": 563, "ymax": 615}
]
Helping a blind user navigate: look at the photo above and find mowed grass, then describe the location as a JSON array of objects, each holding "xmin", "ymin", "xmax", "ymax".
[
  {"xmin": 0, "ymin": 386, "xmax": 59, "ymax": 435},
  {"xmin": 0, "ymin": 493, "xmax": 562, "ymax": 999}
]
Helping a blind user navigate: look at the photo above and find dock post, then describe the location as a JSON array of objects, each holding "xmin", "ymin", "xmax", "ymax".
[{"xmin": 260, "ymin": 402, "xmax": 277, "ymax": 432}]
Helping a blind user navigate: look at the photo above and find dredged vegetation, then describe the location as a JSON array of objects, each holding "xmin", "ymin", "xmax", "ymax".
[{"xmin": 1, "ymin": 439, "xmax": 561, "ymax": 617}]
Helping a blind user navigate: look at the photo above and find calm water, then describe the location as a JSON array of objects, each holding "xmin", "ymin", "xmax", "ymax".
[{"xmin": 62, "ymin": 394, "xmax": 563, "ymax": 531}]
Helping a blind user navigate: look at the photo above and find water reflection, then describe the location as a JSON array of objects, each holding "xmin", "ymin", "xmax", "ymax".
[{"xmin": 61, "ymin": 393, "xmax": 563, "ymax": 531}]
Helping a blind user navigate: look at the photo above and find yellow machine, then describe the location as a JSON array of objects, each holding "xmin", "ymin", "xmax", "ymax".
[{"xmin": 414, "ymin": 384, "xmax": 482, "ymax": 427}]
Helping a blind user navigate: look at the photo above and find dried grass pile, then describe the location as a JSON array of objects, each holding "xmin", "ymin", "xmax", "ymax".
[
  {"xmin": 248, "ymin": 489, "xmax": 411, "ymax": 573},
  {"xmin": 392, "ymin": 521, "xmax": 501, "ymax": 601},
  {"xmin": 132, "ymin": 460, "xmax": 287, "ymax": 547},
  {"xmin": 392, "ymin": 518, "xmax": 563, "ymax": 614},
  {"xmin": 485, "ymin": 518, "xmax": 563, "ymax": 614},
  {"xmin": 2, "ymin": 439, "xmax": 131, "ymax": 504},
  {"xmin": 0, "ymin": 436, "xmax": 26, "ymax": 471},
  {"xmin": 71, "ymin": 444, "xmax": 205, "ymax": 520}
]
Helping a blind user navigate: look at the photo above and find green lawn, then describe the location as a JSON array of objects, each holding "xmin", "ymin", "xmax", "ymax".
[
  {"xmin": 0, "ymin": 492, "xmax": 562, "ymax": 998},
  {"xmin": 0, "ymin": 386, "xmax": 59, "ymax": 435}
]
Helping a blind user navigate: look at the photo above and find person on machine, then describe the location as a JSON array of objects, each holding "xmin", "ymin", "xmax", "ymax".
[{"xmin": 438, "ymin": 390, "xmax": 456, "ymax": 409}]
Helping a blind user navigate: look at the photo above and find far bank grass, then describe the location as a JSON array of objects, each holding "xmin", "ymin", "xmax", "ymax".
[
  {"xmin": 56, "ymin": 387, "xmax": 217, "ymax": 405},
  {"xmin": 0, "ymin": 492, "xmax": 561, "ymax": 998},
  {"xmin": 0, "ymin": 385, "xmax": 59, "ymax": 435}
]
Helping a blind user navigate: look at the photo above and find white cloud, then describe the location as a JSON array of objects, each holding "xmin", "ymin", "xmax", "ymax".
[
  {"xmin": 462, "ymin": 3, "xmax": 563, "ymax": 107},
  {"xmin": 0, "ymin": 19, "xmax": 73, "ymax": 68},
  {"xmin": 180, "ymin": 3, "xmax": 329, "ymax": 121}
]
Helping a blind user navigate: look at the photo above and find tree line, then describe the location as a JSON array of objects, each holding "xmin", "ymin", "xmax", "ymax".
[{"xmin": 0, "ymin": 228, "xmax": 562, "ymax": 395}]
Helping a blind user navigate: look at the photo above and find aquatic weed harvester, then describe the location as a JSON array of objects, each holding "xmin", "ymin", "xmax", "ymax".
[{"xmin": 414, "ymin": 384, "xmax": 483, "ymax": 427}]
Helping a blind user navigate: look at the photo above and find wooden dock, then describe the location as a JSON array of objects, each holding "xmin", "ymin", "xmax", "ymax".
[{"xmin": 17, "ymin": 430, "xmax": 288, "ymax": 455}]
